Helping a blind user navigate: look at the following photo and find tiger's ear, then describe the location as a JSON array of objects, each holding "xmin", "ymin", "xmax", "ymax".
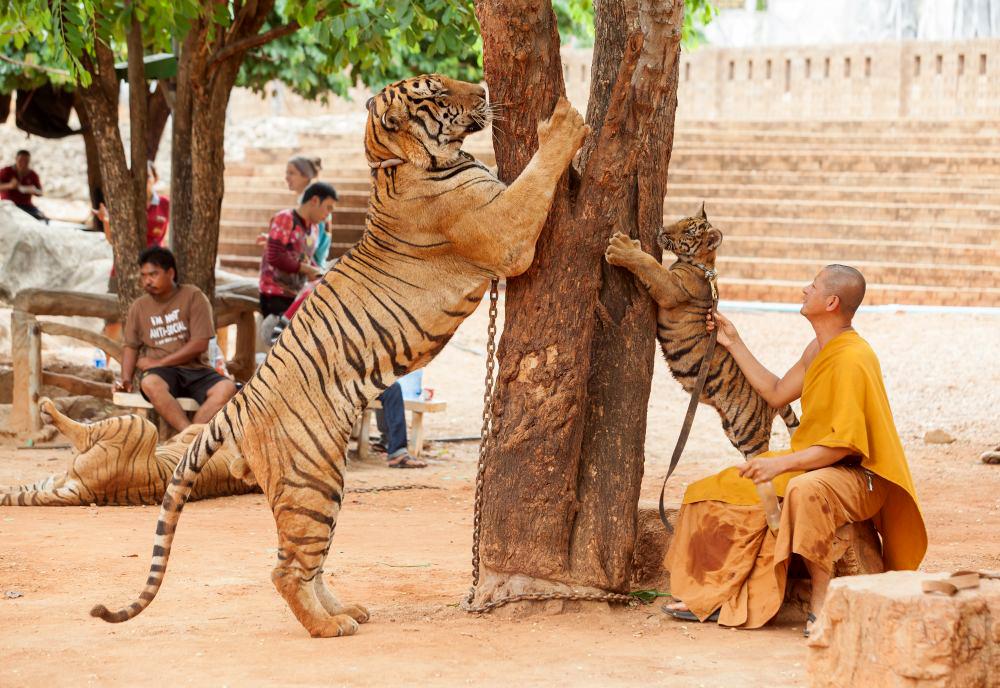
[
  {"xmin": 705, "ymin": 228, "xmax": 723, "ymax": 253},
  {"xmin": 380, "ymin": 101, "xmax": 405, "ymax": 131},
  {"xmin": 365, "ymin": 97, "xmax": 375, "ymax": 111},
  {"xmin": 698, "ymin": 201, "xmax": 707, "ymax": 220}
]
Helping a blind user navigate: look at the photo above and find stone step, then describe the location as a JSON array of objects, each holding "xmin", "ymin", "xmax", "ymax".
[
  {"xmin": 221, "ymin": 189, "xmax": 368, "ymax": 208},
  {"xmin": 665, "ymin": 168, "xmax": 1000, "ymax": 190},
  {"xmin": 665, "ymin": 195, "xmax": 1000, "ymax": 224},
  {"xmin": 222, "ymin": 205, "xmax": 368, "ymax": 224},
  {"xmin": 220, "ymin": 222, "xmax": 364, "ymax": 246},
  {"xmin": 674, "ymin": 120, "xmax": 1000, "ymax": 135},
  {"xmin": 672, "ymin": 126, "xmax": 1000, "ymax": 148},
  {"xmin": 667, "ymin": 182, "xmax": 1000, "ymax": 205},
  {"xmin": 719, "ymin": 278, "xmax": 999, "ymax": 307},
  {"xmin": 717, "ymin": 255, "xmax": 1000, "ymax": 289},
  {"xmin": 666, "ymin": 149, "xmax": 1000, "ymax": 174},
  {"xmin": 723, "ymin": 236, "xmax": 996, "ymax": 266},
  {"xmin": 707, "ymin": 215, "xmax": 999, "ymax": 245},
  {"xmin": 223, "ymin": 176, "xmax": 371, "ymax": 193}
]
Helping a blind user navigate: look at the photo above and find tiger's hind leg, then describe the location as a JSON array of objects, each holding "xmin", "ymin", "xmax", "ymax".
[{"xmin": 269, "ymin": 489, "xmax": 368, "ymax": 637}]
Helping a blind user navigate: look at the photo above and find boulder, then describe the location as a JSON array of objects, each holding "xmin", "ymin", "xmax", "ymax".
[{"xmin": 808, "ymin": 571, "xmax": 1000, "ymax": 688}]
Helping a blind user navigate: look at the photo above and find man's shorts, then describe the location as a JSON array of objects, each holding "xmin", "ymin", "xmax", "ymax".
[{"xmin": 140, "ymin": 366, "xmax": 228, "ymax": 405}]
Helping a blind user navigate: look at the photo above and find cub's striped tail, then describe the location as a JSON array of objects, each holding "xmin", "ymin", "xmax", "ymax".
[
  {"xmin": 90, "ymin": 415, "xmax": 231, "ymax": 623},
  {"xmin": 780, "ymin": 403, "xmax": 799, "ymax": 436}
]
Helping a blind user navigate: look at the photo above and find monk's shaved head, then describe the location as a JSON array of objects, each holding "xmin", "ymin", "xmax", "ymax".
[{"xmin": 820, "ymin": 264, "xmax": 866, "ymax": 318}]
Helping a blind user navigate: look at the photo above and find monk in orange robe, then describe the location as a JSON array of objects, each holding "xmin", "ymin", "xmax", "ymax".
[{"xmin": 663, "ymin": 265, "xmax": 926, "ymax": 636}]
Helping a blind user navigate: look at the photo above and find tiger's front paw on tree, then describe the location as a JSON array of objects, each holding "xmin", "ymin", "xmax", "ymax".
[
  {"xmin": 537, "ymin": 96, "xmax": 589, "ymax": 162},
  {"xmin": 604, "ymin": 231, "xmax": 643, "ymax": 268}
]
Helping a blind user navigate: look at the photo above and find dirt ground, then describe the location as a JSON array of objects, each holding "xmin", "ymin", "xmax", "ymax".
[{"xmin": 1, "ymin": 302, "xmax": 998, "ymax": 687}]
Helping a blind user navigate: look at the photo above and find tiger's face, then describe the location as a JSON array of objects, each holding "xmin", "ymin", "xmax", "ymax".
[
  {"xmin": 658, "ymin": 202, "xmax": 723, "ymax": 261},
  {"xmin": 366, "ymin": 74, "xmax": 491, "ymax": 169}
]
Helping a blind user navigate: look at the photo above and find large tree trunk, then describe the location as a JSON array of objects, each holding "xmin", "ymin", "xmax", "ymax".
[
  {"xmin": 169, "ymin": 6, "xmax": 274, "ymax": 298},
  {"xmin": 75, "ymin": 20, "xmax": 149, "ymax": 319},
  {"xmin": 471, "ymin": 0, "xmax": 684, "ymax": 609}
]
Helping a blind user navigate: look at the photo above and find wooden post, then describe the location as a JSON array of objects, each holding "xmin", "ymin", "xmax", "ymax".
[
  {"xmin": 409, "ymin": 410, "xmax": 426, "ymax": 458},
  {"xmin": 228, "ymin": 311, "xmax": 256, "ymax": 382},
  {"xmin": 10, "ymin": 310, "xmax": 42, "ymax": 432}
]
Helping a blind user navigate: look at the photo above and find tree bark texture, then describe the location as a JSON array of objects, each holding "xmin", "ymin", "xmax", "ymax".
[
  {"xmin": 169, "ymin": 3, "xmax": 274, "ymax": 299},
  {"xmin": 146, "ymin": 81, "xmax": 172, "ymax": 162},
  {"xmin": 76, "ymin": 31, "xmax": 147, "ymax": 320},
  {"xmin": 472, "ymin": 0, "xmax": 684, "ymax": 604}
]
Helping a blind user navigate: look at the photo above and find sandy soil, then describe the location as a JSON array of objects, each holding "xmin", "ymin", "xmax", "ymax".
[{"xmin": 1, "ymin": 302, "xmax": 998, "ymax": 687}]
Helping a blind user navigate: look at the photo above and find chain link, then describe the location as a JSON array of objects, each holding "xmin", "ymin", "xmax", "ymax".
[
  {"xmin": 347, "ymin": 484, "xmax": 441, "ymax": 494},
  {"xmin": 461, "ymin": 279, "xmax": 634, "ymax": 613}
]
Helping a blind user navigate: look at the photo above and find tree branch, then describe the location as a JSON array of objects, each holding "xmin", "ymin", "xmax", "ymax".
[
  {"xmin": 207, "ymin": 10, "xmax": 326, "ymax": 68},
  {"xmin": 0, "ymin": 54, "xmax": 71, "ymax": 77}
]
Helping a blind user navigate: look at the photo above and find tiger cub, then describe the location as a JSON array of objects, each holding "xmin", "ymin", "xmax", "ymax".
[
  {"xmin": 605, "ymin": 204, "xmax": 798, "ymax": 457},
  {"xmin": 0, "ymin": 398, "xmax": 257, "ymax": 506}
]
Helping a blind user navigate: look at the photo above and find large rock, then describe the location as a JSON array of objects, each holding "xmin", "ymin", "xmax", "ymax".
[
  {"xmin": 808, "ymin": 571, "xmax": 1000, "ymax": 688},
  {"xmin": 0, "ymin": 202, "xmax": 112, "ymax": 300}
]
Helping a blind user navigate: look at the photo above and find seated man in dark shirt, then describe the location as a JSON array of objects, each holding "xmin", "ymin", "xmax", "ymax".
[
  {"xmin": 0, "ymin": 149, "xmax": 48, "ymax": 222},
  {"xmin": 117, "ymin": 246, "xmax": 237, "ymax": 432}
]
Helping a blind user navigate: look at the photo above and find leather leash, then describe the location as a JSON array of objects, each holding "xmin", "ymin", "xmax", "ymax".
[{"xmin": 658, "ymin": 263, "xmax": 719, "ymax": 532}]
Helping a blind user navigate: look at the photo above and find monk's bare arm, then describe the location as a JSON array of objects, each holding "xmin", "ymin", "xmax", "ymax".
[
  {"xmin": 709, "ymin": 312, "xmax": 817, "ymax": 407},
  {"xmin": 740, "ymin": 445, "xmax": 854, "ymax": 483}
]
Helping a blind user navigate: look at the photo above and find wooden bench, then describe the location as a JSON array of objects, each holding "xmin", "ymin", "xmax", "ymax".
[
  {"xmin": 113, "ymin": 392, "xmax": 200, "ymax": 415},
  {"xmin": 355, "ymin": 399, "xmax": 447, "ymax": 461}
]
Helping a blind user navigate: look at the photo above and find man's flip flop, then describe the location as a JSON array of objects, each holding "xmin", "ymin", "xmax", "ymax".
[
  {"xmin": 662, "ymin": 604, "xmax": 720, "ymax": 623},
  {"xmin": 387, "ymin": 454, "xmax": 427, "ymax": 469}
]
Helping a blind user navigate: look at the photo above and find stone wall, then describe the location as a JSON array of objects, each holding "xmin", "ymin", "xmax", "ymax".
[
  {"xmin": 228, "ymin": 38, "xmax": 1000, "ymax": 124},
  {"xmin": 674, "ymin": 39, "xmax": 1000, "ymax": 120}
]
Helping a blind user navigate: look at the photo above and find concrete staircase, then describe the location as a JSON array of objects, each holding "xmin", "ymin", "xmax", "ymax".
[{"xmin": 220, "ymin": 121, "xmax": 1000, "ymax": 307}]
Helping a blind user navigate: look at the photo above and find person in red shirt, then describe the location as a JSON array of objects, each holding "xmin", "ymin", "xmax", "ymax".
[
  {"xmin": 258, "ymin": 182, "xmax": 336, "ymax": 317},
  {"xmin": 0, "ymin": 150, "xmax": 47, "ymax": 222},
  {"xmin": 95, "ymin": 162, "xmax": 171, "ymax": 294}
]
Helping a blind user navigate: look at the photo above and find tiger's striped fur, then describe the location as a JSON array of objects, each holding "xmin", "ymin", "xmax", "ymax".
[
  {"xmin": 605, "ymin": 205, "xmax": 798, "ymax": 457},
  {"xmin": 91, "ymin": 76, "xmax": 589, "ymax": 637},
  {"xmin": 0, "ymin": 398, "xmax": 257, "ymax": 506}
]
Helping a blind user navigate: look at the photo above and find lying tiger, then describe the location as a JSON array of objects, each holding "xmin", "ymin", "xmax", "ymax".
[
  {"xmin": 92, "ymin": 75, "xmax": 589, "ymax": 637},
  {"xmin": 0, "ymin": 398, "xmax": 257, "ymax": 506},
  {"xmin": 605, "ymin": 204, "xmax": 798, "ymax": 456}
]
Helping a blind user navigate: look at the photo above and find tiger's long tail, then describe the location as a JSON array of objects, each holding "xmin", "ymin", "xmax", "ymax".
[
  {"xmin": 90, "ymin": 413, "xmax": 232, "ymax": 623},
  {"xmin": 779, "ymin": 403, "xmax": 799, "ymax": 436}
]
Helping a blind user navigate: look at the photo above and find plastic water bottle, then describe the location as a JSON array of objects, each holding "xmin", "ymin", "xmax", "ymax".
[
  {"xmin": 756, "ymin": 481, "xmax": 782, "ymax": 534},
  {"xmin": 209, "ymin": 338, "xmax": 229, "ymax": 377},
  {"xmin": 93, "ymin": 349, "xmax": 107, "ymax": 369}
]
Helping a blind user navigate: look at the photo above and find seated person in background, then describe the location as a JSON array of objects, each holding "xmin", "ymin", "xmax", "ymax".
[
  {"xmin": 266, "ymin": 280, "xmax": 426, "ymax": 469},
  {"xmin": 95, "ymin": 162, "xmax": 171, "ymax": 341},
  {"xmin": 0, "ymin": 149, "xmax": 47, "ymax": 222},
  {"xmin": 94, "ymin": 161, "xmax": 171, "ymax": 294},
  {"xmin": 117, "ymin": 247, "xmax": 237, "ymax": 432},
  {"xmin": 376, "ymin": 381, "xmax": 427, "ymax": 469},
  {"xmin": 258, "ymin": 181, "xmax": 337, "ymax": 317},
  {"xmin": 663, "ymin": 265, "xmax": 926, "ymax": 637}
]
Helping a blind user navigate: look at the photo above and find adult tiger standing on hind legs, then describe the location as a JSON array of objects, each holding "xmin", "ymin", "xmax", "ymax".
[{"xmin": 91, "ymin": 75, "xmax": 590, "ymax": 638}]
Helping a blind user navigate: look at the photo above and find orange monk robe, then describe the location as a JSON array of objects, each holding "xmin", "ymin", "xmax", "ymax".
[{"xmin": 666, "ymin": 331, "xmax": 927, "ymax": 626}]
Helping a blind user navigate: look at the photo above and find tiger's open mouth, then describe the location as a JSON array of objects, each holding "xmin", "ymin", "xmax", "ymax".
[{"xmin": 466, "ymin": 101, "xmax": 494, "ymax": 133}]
